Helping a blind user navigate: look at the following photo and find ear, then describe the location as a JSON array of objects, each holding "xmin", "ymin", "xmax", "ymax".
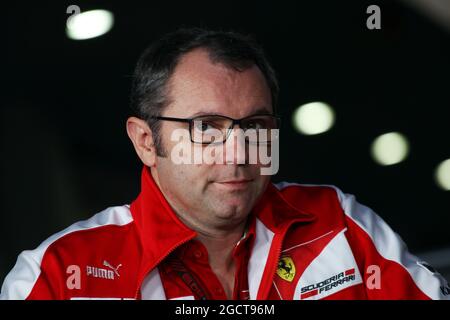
[{"xmin": 126, "ymin": 117, "xmax": 157, "ymax": 167}]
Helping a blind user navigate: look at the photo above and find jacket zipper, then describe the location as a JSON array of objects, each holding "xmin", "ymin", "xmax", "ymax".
[
  {"xmin": 134, "ymin": 235, "xmax": 196, "ymax": 299},
  {"xmin": 257, "ymin": 219, "xmax": 303, "ymax": 300},
  {"xmin": 260, "ymin": 234, "xmax": 284, "ymax": 299}
]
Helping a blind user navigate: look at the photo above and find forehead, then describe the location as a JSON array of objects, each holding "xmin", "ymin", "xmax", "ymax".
[{"xmin": 165, "ymin": 48, "xmax": 272, "ymax": 118}]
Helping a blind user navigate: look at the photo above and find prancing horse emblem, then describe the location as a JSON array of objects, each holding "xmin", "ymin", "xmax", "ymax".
[{"xmin": 277, "ymin": 256, "xmax": 296, "ymax": 282}]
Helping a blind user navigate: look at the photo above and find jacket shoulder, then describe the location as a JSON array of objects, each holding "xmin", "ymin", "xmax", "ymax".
[
  {"xmin": 31, "ymin": 205, "xmax": 134, "ymax": 255},
  {"xmin": 0, "ymin": 205, "xmax": 133, "ymax": 300}
]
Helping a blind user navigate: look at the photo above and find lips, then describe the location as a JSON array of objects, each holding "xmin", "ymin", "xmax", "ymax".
[
  {"xmin": 219, "ymin": 179, "xmax": 253, "ymax": 184},
  {"xmin": 214, "ymin": 179, "xmax": 253, "ymax": 190}
]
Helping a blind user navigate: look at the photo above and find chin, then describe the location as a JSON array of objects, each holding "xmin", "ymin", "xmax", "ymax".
[{"xmin": 213, "ymin": 201, "xmax": 251, "ymax": 221}]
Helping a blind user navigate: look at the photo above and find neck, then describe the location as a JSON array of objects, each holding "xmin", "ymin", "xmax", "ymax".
[
  {"xmin": 195, "ymin": 224, "xmax": 246, "ymax": 270},
  {"xmin": 176, "ymin": 211, "xmax": 247, "ymax": 300},
  {"xmin": 173, "ymin": 210, "xmax": 247, "ymax": 266}
]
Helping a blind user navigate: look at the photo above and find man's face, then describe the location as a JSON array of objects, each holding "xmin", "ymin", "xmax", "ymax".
[{"xmin": 151, "ymin": 48, "xmax": 273, "ymax": 231}]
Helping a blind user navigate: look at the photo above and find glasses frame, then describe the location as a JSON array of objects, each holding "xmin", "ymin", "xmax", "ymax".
[{"xmin": 148, "ymin": 113, "xmax": 281, "ymax": 144}]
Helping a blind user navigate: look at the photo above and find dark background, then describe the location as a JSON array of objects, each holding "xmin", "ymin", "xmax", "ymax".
[{"xmin": 3, "ymin": 0, "xmax": 450, "ymax": 284}]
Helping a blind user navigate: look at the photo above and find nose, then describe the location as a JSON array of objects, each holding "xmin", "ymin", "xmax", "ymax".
[{"xmin": 224, "ymin": 126, "xmax": 248, "ymax": 165}]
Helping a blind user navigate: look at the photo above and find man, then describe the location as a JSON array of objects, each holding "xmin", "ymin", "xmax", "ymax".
[{"xmin": 1, "ymin": 27, "xmax": 449, "ymax": 300}]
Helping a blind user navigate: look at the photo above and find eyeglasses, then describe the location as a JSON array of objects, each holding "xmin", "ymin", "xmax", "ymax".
[{"xmin": 149, "ymin": 113, "xmax": 280, "ymax": 144}]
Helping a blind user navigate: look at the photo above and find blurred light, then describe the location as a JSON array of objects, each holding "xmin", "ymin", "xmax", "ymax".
[
  {"xmin": 370, "ymin": 132, "xmax": 409, "ymax": 166},
  {"xmin": 66, "ymin": 10, "xmax": 114, "ymax": 40},
  {"xmin": 292, "ymin": 102, "xmax": 335, "ymax": 135},
  {"xmin": 435, "ymin": 159, "xmax": 450, "ymax": 191}
]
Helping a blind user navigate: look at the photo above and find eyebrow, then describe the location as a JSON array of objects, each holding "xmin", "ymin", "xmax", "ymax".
[{"xmin": 188, "ymin": 107, "xmax": 273, "ymax": 118}]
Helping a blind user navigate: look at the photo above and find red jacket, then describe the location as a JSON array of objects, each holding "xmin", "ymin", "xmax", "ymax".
[{"xmin": 1, "ymin": 166, "xmax": 449, "ymax": 300}]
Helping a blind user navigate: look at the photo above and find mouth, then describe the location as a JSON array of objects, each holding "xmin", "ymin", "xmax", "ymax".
[{"xmin": 214, "ymin": 179, "xmax": 253, "ymax": 190}]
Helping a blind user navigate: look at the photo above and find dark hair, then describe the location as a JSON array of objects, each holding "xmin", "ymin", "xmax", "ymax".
[{"xmin": 130, "ymin": 27, "xmax": 279, "ymax": 156}]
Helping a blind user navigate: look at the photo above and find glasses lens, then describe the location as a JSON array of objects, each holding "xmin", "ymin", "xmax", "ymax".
[
  {"xmin": 191, "ymin": 116, "xmax": 231, "ymax": 144},
  {"xmin": 241, "ymin": 115, "xmax": 279, "ymax": 143}
]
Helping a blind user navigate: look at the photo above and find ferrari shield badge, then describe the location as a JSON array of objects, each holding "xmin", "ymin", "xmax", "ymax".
[{"xmin": 276, "ymin": 256, "xmax": 296, "ymax": 282}]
